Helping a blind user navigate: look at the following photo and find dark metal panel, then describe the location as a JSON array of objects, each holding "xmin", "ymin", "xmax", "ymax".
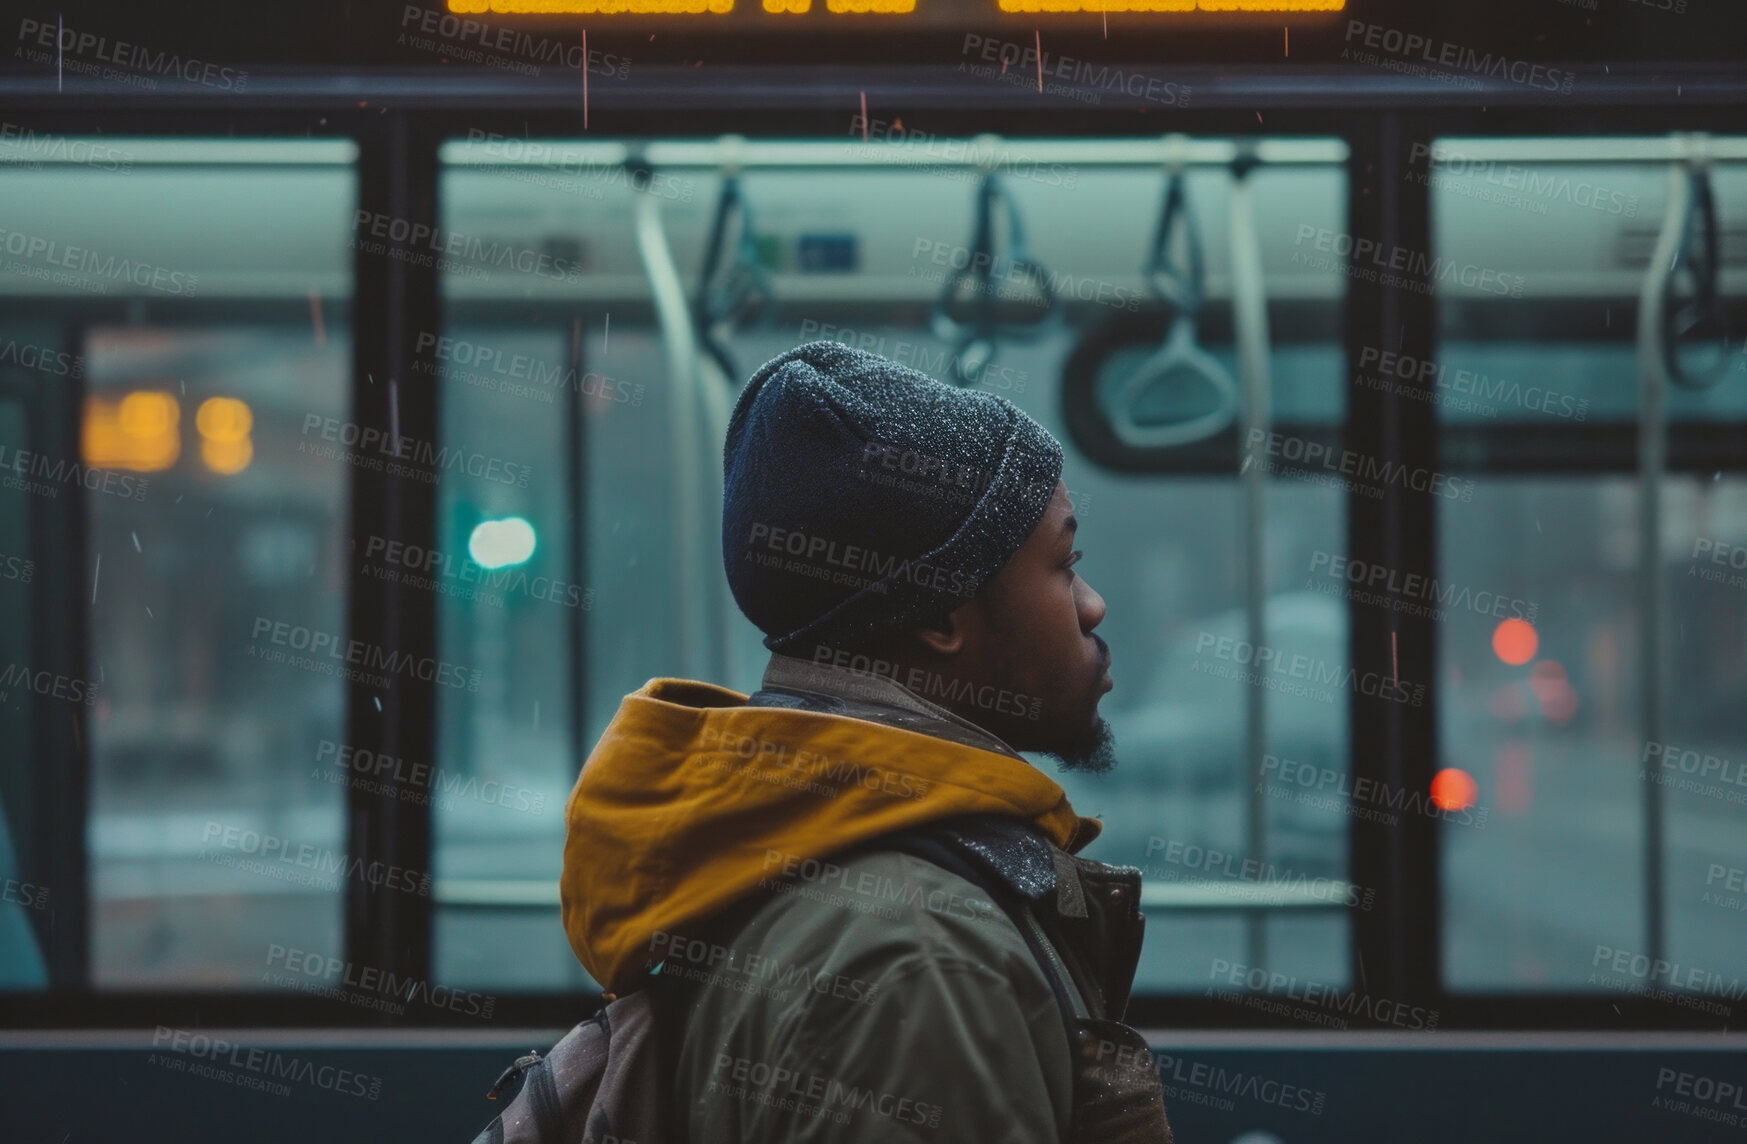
[
  {"xmin": 3, "ymin": 63, "xmax": 1747, "ymax": 114},
  {"xmin": 1442, "ymin": 423, "xmax": 1747, "ymax": 474},
  {"xmin": 342, "ymin": 117, "xmax": 443, "ymax": 1010},
  {"xmin": 1344, "ymin": 113, "xmax": 1443, "ymax": 1012},
  {"xmin": 24, "ymin": 326, "xmax": 93, "ymax": 989},
  {"xmin": 564, "ymin": 321, "xmax": 590, "ymax": 823},
  {"xmin": 0, "ymin": 988, "xmax": 1737, "ymax": 1030},
  {"xmin": 0, "ymin": 320, "xmax": 92, "ymax": 988},
  {"xmin": 13, "ymin": 0, "xmax": 1747, "ymax": 68}
]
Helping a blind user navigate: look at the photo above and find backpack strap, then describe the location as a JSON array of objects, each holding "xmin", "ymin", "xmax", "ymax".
[
  {"xmin": 487, "ymin": 1051, "xmax": 546, "ymax": 1104},
  {"xmin": 525, "ymin": 1056, "xmax": 565, "ymax": 1141},
  {"xmin": 480, "ymin": 1049, "xmax": 567, "ymax": 1142},
  {"xmin": 875, "ymin": 830, "xmax": 1089, "ymax": 1033}
]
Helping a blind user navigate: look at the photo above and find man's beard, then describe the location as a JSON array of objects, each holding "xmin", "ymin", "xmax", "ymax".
[{"xmin": 1041, "ymin": 715, "xmax": 1118, "ymax": 776}]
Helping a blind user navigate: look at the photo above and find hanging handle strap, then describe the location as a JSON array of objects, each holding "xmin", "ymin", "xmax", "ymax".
[
  {"xmin": 1661, "ymin": 162, "xmax": 1729, "ymax": 390},
  {"xmin": 1143, "ymin": 169, "xmax": 1204, "ymax": 315},
  {"xmin": 931, "ymin": 173, "xmax": 1059, "ymax": 386},
  {"xmin": 1108, "ymin": 166, "xmax": 1239, "ymax": 450},
  {"xmin": 694, "ymin": 174, "xmax": 773, "ymax": 385}
]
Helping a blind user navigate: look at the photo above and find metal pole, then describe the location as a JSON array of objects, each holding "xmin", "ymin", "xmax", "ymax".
[
  {"xmin": 1635, "ymin": 158, "xmax": 1688, "ymax": 969},
  {"xmin": 1231, "ymin": 159, "xmax": 1273, "ymax": 974}
]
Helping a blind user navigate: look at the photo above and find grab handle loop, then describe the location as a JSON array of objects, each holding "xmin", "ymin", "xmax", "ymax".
[
  {"xmin": 1144, "ymin": 168, "xmax": 1205, "ymax": 314},
  {"xmin": 931, "ymin": 172, "xmax": 1059, "ymax": 386},
  {"xmin": 693, "ymin": 168, "xmax": 773, "ymax": 385},
  {"xmin": 1109, "ymin": 166, "xmax": 1239, "ymax": 449},
  {"xmin": 1659, "ymin": 161, "xmax": 1729, "ymax": 391}
]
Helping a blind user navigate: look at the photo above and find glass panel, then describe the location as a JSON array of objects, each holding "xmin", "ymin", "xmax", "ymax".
[
  {"xmin": 0, "ymin": 138, "xmax": 357, "ymax": 987},
  {"xmin": 429, "ymin": 323, "xmax": 585, "ymax": 989},
  {"xmin": 87, "ymin": 326, "xmax": 353, "ymax": 987},
  {"xmin": 0, "ymin": 387, "xmax": 49, "ymax": 987},
  {"xmin": 434, "ymin": 136, "xmax": 1351, "ymax": 996},
  {"xmin": 1434, "ymin": 138, "xmax": 1747, "ymax": 995},
  {"xmin": 1077, "ymin": 479, "xmax": 1351, "ymax": 994},
  {"xmin": 1429, "ymin": 145, "xmax": 1747, "ymax": 425},
  {"xmin": 1439, "ymin": 478, "xmax": 1643, "ymax": 988},
  {"xmin": 1662, "ymin": 478, "xmax": 1747, "ymax": 983}
]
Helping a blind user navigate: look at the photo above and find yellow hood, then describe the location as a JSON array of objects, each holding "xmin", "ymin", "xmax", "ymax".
[{"xmin": 561, "ymin": 678, "xmax": 1102, "ymax": 993}]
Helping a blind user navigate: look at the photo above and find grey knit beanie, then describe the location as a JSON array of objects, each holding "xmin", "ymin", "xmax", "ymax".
[{"xmin": 722, "ymin": 341, "xmax": 1065, "ymax": 655}]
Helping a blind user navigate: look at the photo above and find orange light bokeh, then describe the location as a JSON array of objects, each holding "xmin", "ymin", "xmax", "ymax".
[
  {"xmin": 196, "ymin": 397, "xmax": 253, "ymax": 443},
  {"xmin": 83, "ymin": 391, "xmax": 181, "ymax": 472},
  {"xmin": 1431, "ymin": 768, "xmax": 1478, "ymax": 812},
  {"xmin": 192, "ymin": 397, "xmax": 254, "ymax": 474},
  {"xmin": 1529, "ymin": 661, "xmax": 1579, "ymax": 724},
  {"xmin": 1492, "ymin": 618, "xmax": 1538, "ymax": 666},
  {"xmin": 451, "ymin": 0, "xmax": 1334, "ymax": 10},
  {"xmin": 201, "ymin": 438, "xmax": 254, "ymax": 475},
  {"xmin": 1528, "ymin": 659, "xmax": 1566, "ymax": 684},
  {"xmin": 1495, "ymin": 742, "xmax": 1531, "ymax": 815},
  {"xmin": 450, "ymin": 0, "xmax": 734, "ymax": 11}
]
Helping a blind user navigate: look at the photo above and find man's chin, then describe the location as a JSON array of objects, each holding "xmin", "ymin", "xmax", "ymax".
[{"xmin": 1040, "ymin": 716, "xmax": 1118, "ymax": 776}]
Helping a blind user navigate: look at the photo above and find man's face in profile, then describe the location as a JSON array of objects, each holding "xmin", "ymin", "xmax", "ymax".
[{"xmin": 940, "ymin": 479, "xmax": 1118, "ymax": 774}]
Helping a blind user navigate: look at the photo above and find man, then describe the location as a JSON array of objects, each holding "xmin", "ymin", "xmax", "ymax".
[{"xmin": 560, "ymin": 341, "xmax": 1172, "ymax": 1142}]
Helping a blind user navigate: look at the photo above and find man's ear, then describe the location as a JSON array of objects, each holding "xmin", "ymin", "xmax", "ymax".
[{"xmin": 913, "ymin": 598, "xmax": 980, "ymax": 657}]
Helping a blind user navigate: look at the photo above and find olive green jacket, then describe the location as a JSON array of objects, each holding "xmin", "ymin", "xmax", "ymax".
[{"xmin": 667, "ymin": 654, "xmax": 1146, "ymax": 1144}]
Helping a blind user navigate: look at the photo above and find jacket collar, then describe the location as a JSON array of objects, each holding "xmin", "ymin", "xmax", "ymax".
[
  {"xmin": 748, "ymin": 652, "xmax": 1065, "ymax": 900},
  {"xmin": 753, "ymin": 652, "xmax": 1025, "ymax": 760},
  {"xmin": 746, "ymin": 653, "xmax": 1142, "ymax": 1018}
]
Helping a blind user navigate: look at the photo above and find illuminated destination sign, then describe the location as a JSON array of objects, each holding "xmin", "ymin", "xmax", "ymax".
[{"xmin": 447, "ymin": 0, "xmax": 1342, "ymax": 13}]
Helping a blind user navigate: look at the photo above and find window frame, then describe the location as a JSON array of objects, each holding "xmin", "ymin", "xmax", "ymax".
[{"xmin": 3, "ymin": 71, "xmax": 1746, "ymax": 1029}]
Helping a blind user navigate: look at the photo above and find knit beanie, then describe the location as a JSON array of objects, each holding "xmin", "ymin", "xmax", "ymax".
[{"xmin": 722, "ymin": 340, "xmax": 1065, "ymax": 656}]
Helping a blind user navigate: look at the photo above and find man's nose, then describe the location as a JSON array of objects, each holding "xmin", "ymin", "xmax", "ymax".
[{"xmin": 1078, "ymin": 578, "xmax": 1107, "ymax": 632}]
